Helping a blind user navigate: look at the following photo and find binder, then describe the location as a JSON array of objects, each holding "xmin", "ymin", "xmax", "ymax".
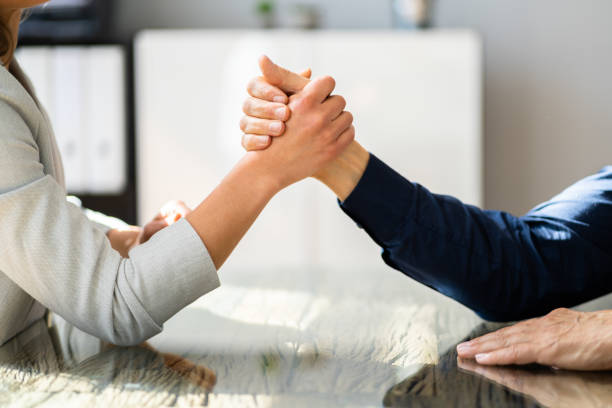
[
  {"xmin": 52, "ymin": 47, "xmax": 88, "ymax": 193},
  {"xmin": 17, "ymin": 45, "xmax": 127, "ymax": 195},
  {"xmin": 85, "ymin": 47, "xmax": 126, "ymax": 194}
]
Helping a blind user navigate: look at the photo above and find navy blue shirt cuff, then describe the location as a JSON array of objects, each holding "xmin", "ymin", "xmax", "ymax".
[{"xmin": 339, "ymin": 153, "xmax": 416, "ymax": 247}]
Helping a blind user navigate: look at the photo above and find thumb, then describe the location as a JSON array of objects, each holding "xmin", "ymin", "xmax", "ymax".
[{"xmin": 259, "ymin": 55, "xmax": 310, "ymax": 94}]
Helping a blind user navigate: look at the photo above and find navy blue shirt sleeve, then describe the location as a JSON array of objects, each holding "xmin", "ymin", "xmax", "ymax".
[{"xmin": 339, "ymin": 154, "xmax": 612, "ymax": 321}]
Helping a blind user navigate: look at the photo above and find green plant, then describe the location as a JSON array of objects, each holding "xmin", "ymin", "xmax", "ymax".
[{"xmin": 256, "ymin": 1, "xmax": 275, "ymax": 15}]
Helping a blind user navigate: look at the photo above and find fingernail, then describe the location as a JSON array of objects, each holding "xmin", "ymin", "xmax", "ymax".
[
  {"xmin": 254, "ymin": 135, "xmax": 270, "ymax": 147},
  {"xmin": 269, "ymin": 122, "xmax": 283, "ymax": 133},
  {"xmin": 275, "ymin": 107, "xmax": 287, "ymax": 119},
  {"xmin": 456, "ymin": 343, "xmax": 471, "ymax": 353},
  {"xmin": 475, "ymin": 353, "xmax": 489, "ymax": 363},
  {"xmin": 273, "ymin": 95, "xmax": 287, "ymax": 103}
]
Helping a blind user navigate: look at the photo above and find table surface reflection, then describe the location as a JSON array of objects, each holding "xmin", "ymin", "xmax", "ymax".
[{"xmin": 2, "ymin": 266, "xmax": 612, "ymax": 407}]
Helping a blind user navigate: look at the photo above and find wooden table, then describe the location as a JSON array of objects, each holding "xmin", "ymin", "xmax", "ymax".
[{"xmin": 2, "ymin": 265, "xmax": 612, "ymax": 407}]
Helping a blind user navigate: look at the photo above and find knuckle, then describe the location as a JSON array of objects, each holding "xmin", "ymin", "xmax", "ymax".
[
  {"xmin": 509, "ymin": 345, "xmax": 520, "ymax": 361},
  {"xmin": 290, "ymin": 96, "xmax": 309, "ymax": 112},
  {"xmin": 242, "ymin": 98, "xmax": 253, "ymax": 114},
  {"xmin": 347, "ymin": 125, "xmax": 356, "ymax": 140},
  {"xmin": 265, "ymin": 89, "xmax": 279, "ymax": 102},
  {"xmin": 271, "ymin": 103, "xmax": 286, "ymax": 119},
  {"xmin": 246, "ymin": 77, "xmax": 259, "ymax": 95},
  {"xmin": 345, "ymin": 111, "xmax": 354, "ymax": 123},
  {"xmin": 243, "ymin": 134, "xmax": 256, "ymax": 151},
  {"xmin": 321, "ymin": 127, "xmax": 334, "ymax": 141},
  {"xmin": 239, "ymin": 116, "xmax": 249, "ymax": 132},
  {"xmin": 337, "ymin": 95, "xmax": 347, "ymax": 110},
  {"xmin": 302, "ymin": 93, "xmax": 317, "ymax": 107},
  {"xmin": 493, "ymin": 330, "xmax": 510, "ymax": 346},
  {"xmin": 313, "ymin": 115, "xmax": 326, "ymax": 129}
]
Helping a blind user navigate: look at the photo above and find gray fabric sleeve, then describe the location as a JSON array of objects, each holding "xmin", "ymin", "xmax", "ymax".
[{"xmin": 0, "ymin": 100, "xmax": 220, "ymax": 346}]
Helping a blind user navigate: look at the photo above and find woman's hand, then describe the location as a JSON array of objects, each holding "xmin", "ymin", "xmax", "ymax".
[
  {"xmin": 456, "ymin": 308, "xmax": 612, "ymax": 370},
  {"xmin": 240, "ymin": 57, "xmax": 311, "ymax": 151},
  {"xmin": 244, "ymin": 56, "xmax": 355, "ymax": 190},
  {"xmin": 107, "ymin": 200, "xmax": 191, "ymax": 257},
  {"xmin": 139, "ymin": 200, "xmax": 192, "ymax": 244}
]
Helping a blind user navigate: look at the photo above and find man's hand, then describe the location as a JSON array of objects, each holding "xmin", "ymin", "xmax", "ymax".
[
  {"xmin": 240, "ymin": 56, "xmax": 369, "ymax": 200},
  {"xmin": 456, "ymin": 308, "xmax": 612, "ymax": 370}
]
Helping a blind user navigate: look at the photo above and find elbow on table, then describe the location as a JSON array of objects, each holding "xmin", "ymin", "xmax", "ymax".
[
  {"xmin": 105, "ymin": 324, "xmax": 160, "ymax": 347},
  {"xmin": 105, "ymin": 304, "xmax": 163, "ymax": 347},
  {"xmin": 107, "ymin": 331, "xmax": 152, "ymax": 347}
]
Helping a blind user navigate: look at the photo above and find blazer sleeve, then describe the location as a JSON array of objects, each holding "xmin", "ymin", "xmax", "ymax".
[
  {"xmin": 339, "ymin": 154, "xmax": 612, "ymax": 321},
  {"xmin": 0, "ymin": 101, "xmax": 220, "ymax": 345}
]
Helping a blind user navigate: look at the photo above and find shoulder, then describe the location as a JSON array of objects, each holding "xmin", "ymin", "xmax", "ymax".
[
  {"xmin": 530, "ymin": 167, "xmax": 612, "ymax": 212},
  {"xmin": 0, "ymin": 65, "xmax": 42, "ymax": 138},
  {"xmin": 0, "ymin": 69, "xmax": 46, "ymax": 193},
  {"xmin": 525, "ymin": 167, "xmax": 612, "ymax": 248}
]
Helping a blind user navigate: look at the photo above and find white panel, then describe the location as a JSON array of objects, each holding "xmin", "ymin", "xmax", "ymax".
[
  {"xmin": 52, "ymin": 47, "xmax": 88, "ymax": 193},
  {"xmin": 85, "ymin": 47, "xmax": 127, "ymax": 194},
  {"xmin": 135, "ymin": 30, "xmax": 482, "ymax": 272}
]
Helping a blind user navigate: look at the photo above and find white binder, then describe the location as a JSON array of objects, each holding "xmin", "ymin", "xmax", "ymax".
[
  {"xmin": 52, "ymin": 47, "xmax": 88, "ymax": 193},
  {"xmin": 85, "ymin": 47, "xmax": 126, "ymax": 194},
  {"xmin": 16, "ymin": 45, "xmax": 127, "ymax": 195}
]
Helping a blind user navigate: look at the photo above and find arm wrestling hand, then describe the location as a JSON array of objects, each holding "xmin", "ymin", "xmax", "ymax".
[
  {"xmin": 456, "ymin": 308, "xmax": 612, "ymax": 370},
  {"xmin": 241, "ymin": 56, "xmax": 369, "ymax": 200},
  {"xmin": 245, "ymin": 67, "xmax": 355, "ymax": 190}
]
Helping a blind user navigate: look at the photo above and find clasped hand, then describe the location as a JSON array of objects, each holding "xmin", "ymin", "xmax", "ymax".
[{"xmin": 239, "ymin": 56, "xmax": 354, "ymax": 189}]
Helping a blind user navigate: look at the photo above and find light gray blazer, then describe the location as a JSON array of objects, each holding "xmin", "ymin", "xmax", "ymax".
[{"xmin": 0, "ymin": 61, "xmax": 219, "ymax": 346}]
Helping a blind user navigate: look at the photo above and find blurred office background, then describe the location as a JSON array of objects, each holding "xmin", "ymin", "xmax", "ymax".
[
  {"xmin": 17, "ymin": 0, "xmax": 612, "ymax": 223},
  {"xmin": 114, "ymin": 0, "xmax": 612, "ymax": 216}
]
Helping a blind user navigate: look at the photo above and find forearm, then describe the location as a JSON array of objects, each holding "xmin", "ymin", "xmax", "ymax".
[
  {"xmin": 186, "ymin": 153, "xmax": 279, "ymax": 269},
  {"xmin": 336, "ymin": 153, "xmax": 581, "ymax": 321},
  {"xmin": 314, "ymin": 140, "xmax": 370, "ymax": 201}
]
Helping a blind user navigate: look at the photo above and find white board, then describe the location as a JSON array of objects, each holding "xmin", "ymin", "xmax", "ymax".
[{"xmin": 135, "ymin": 30, "xmax": 482, "ymax": 272}]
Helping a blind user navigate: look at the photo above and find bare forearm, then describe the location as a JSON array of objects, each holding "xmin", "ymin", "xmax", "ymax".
[
  {"xmin": 186, "ymin": 153, "xmax": 279, "ymax": 269},
  {"xmin": 314, "ymin": 140, "xmax": 370, "ymax": 201}
]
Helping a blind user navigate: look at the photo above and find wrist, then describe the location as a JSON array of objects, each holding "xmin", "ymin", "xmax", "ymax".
[
  {"xmin": 237, "ymin": 152, "xmax": 285, "ymax": 197},
  {"xmin": 314, "ymin": 141, "xmax": 369, "ymax": 201}
]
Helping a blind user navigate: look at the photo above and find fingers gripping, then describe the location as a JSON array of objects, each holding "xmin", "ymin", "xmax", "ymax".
[{"xmin": 259, "ymin": 55, "xmax": 310, "ymax": 94}]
